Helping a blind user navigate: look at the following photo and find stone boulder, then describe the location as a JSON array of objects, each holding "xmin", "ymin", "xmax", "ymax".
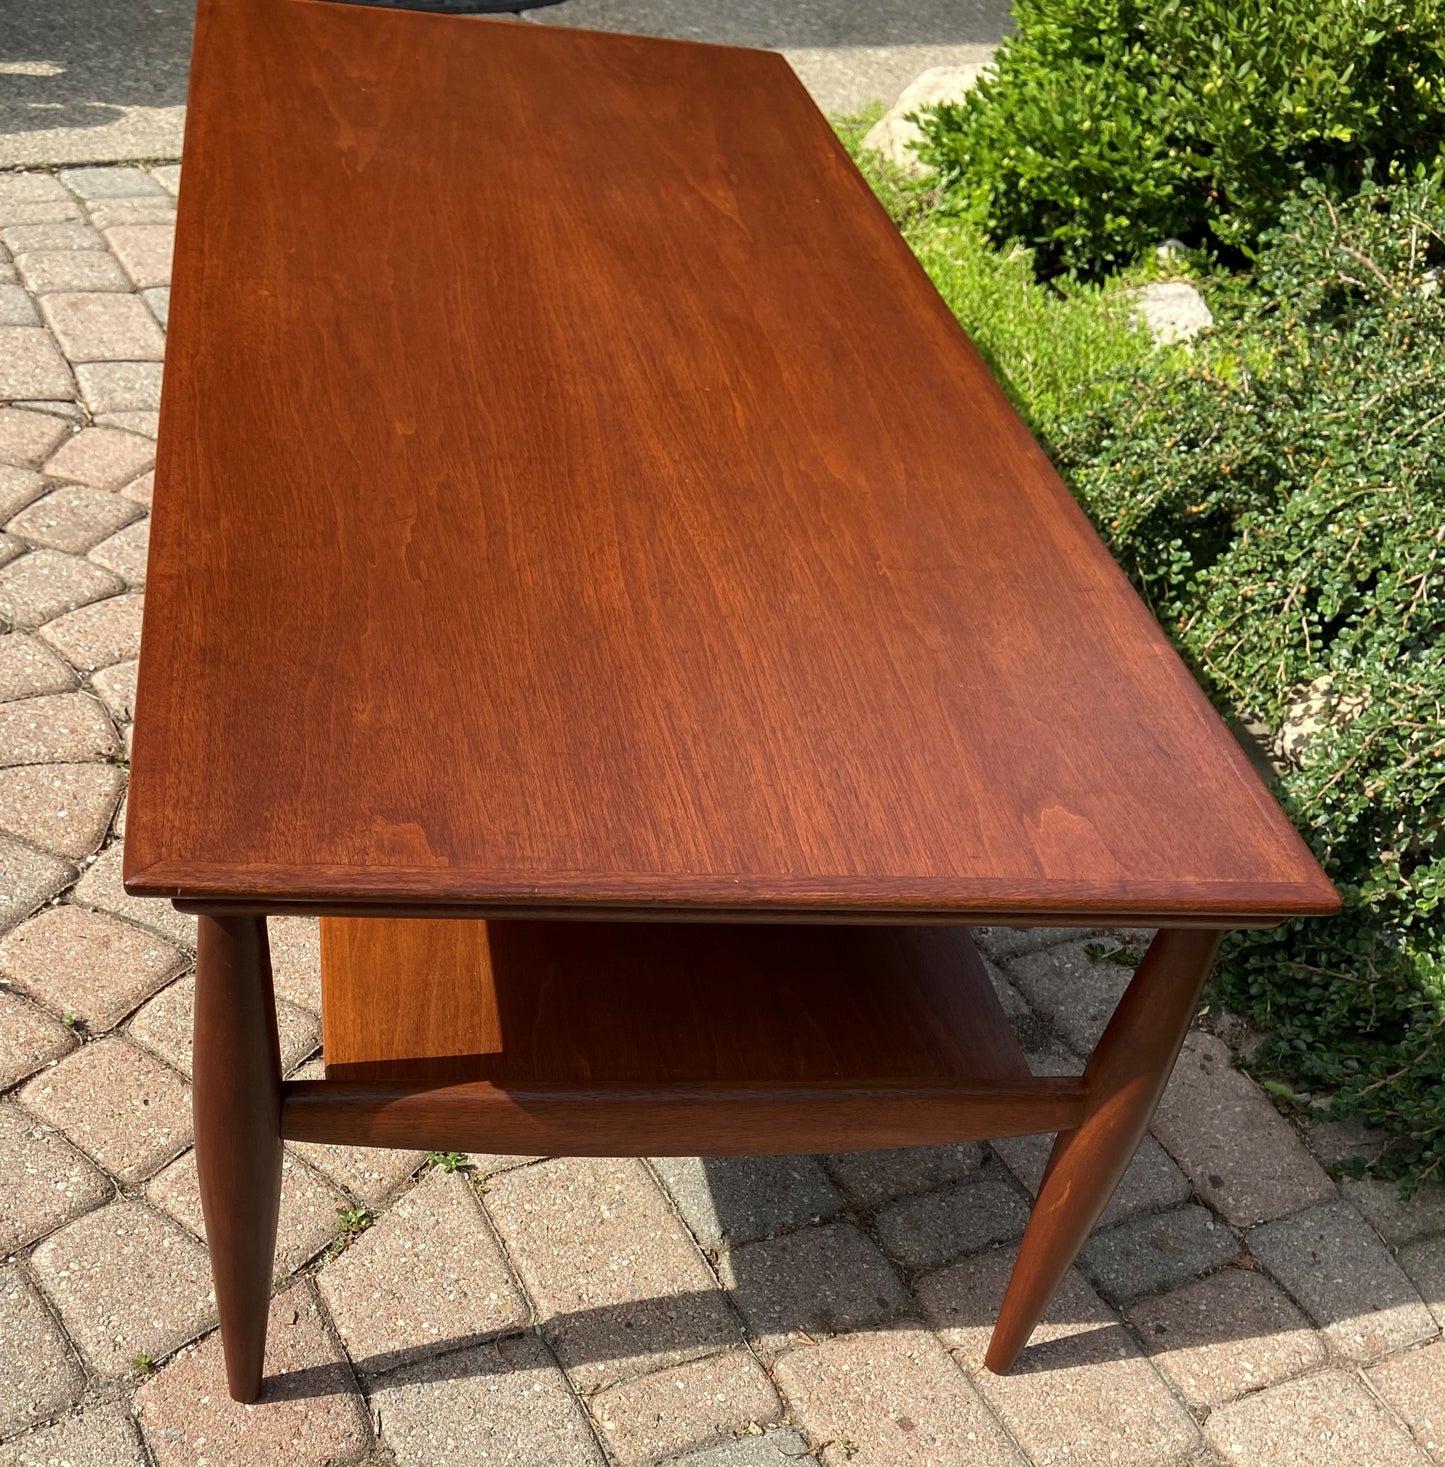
[
  {"xmin": 1131, "ymin": 281, "xmax": 1214, "ymax": 345},
  {"xmin": 861, "ymin": 64, "xmax": 989, "ymax": 178}
]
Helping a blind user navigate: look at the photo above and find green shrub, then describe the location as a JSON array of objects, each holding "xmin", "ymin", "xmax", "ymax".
[
  {"xmin": 918, "ymin": 0, "xmax": 1445, "ymax": 277},
  {"xmin": 1055, "ymin": 179, "xmax": 1445, "ymax": 1183}
]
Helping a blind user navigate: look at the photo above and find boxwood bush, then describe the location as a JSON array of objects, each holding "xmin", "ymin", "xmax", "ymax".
[
  {"xmin": 918, "ymin": 0, "xmax": 1445, "ymax": 277},
  {"xmin": 1054, "ymin": 179, "xmax": 1445, "ymax": 1182}
]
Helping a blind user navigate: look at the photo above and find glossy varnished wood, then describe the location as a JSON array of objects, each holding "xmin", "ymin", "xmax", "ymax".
[{"xmin": 125, "ymin": 0, "xmax": 1337, "ymax": 923}]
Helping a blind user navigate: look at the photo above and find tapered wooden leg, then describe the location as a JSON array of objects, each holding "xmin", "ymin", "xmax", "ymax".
[
  {"xmin": 985, "ymin": 927, "xmax": 1224, "ymax": 1374},
  {"xmin": 193, "ymin": 914, "xmax": 283, "ymax": 1403}
]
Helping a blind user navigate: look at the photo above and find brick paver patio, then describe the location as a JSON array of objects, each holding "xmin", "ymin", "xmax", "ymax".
[{"xmin": 1, "ymin": 163, "xmax": 1444, "ymax": 1467}]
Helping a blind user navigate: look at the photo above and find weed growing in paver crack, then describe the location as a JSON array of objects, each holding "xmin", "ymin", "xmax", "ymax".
[
  {"xmin": 131, "ymin": 1353, "xmax": 154, "ymax": 1377},
  {"xmin": 331, "ymin": 1206, "xmax": 373, "ymax": 1254},
  {"xmin": 1085, "ymin": 941, "xmax": 1141, "ymax": 967},
  {"xmin": 426, "ymin": 1150, "xmax": 471, "ymax": 1173}
]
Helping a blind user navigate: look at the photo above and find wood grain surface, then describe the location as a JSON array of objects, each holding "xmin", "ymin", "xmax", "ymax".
[{"xmin": 126, "ymin": 0, "xmax": 1338, "ymax": 923}]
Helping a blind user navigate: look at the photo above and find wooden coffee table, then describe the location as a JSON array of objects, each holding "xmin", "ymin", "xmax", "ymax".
[{"xmin": 127, "ymin": 0, "xmax": 1338, "ymax": 1406}]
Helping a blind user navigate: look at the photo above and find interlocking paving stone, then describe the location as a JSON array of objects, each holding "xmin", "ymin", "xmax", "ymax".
[
  {"xmin": 773, "ymin": 1325, "xmax": 1021, "ymax": 1467},
  {"xmin": 718, "ymin": 1221, "xmax": 915, "ymax": 1356},
  {"xmin": 1339, "ymin": 1178, "xmax": 1445, "ymax": 1249},
  {"xmin": 0, "ymin": 177, "xmax": 69, "ymax": 207},
  {"xmin": 872, "ymin": 1174, "xmax": 1029, "ymax": 1270},
  {"xmin": 668, "ymin": 1430, "xmax": 814, "ymax": 1466},
  {"xmin": 0, "ymin": 633, "xmax": 75, "ymax": 702},
  {"xmin": 0, "ymin": 329, "xmax": 74, "ymax": 401},
  {"xmin": 1306, "ymin": 1118, "xmax": 1389, "ymax": 1168},
  {"xmin": 1079, "ymin": 1203, "xmax": 1240, "ymax": 1304},
  {"xmin": 319, "ymin": 1169, "xmax": 525, "ymax": 1371},
  {"xmin": 0, "ymin": 466, "xmax": 47, "ymax": 520},
  {"xmin": 96, "ymin": 411, "xmax": 159, "ymax": 439},
  {"xmin": 0, "ymin": 224, "xmax": 102, "ymax": 255},
  {"xmin": 0, "ymin": 1263, "xmax": 84, "ymax": 1437},
  {"xmin": 7, "ymin": 484, "xmax": 142, "ymax": 553},
  {"xmin": 73, "ymin": 362, "xmax": 164, "ymax": 415},
  {"xmin": 0, "ymin": 835, "xmax": 74, "ymax": 932},
  {"xmin": 10, "ymin": 402, "xmax": 84, "ymax": 421},
  {"xmin": 15, "ymin": 250, "xmax": 132, "ymax": 295},
  {"xmin": 89, "ymin": 661, "xmax": 138, "ymax": 725},
  {"xmin": 136, "ymin": 1281, "xmax": 373, "ymax": 1467},
  {"xmin": 1400, "ymin": 1236, "xmax": 1445, "ymax": 1327},
  {"xmin": 72, "ymin": 842, "xmax": 197, "ymax": 949},
  {"xmin": 0, "ymin": 552, "xmax": 123, "ymax": 629},
  {"xmin": 653, "ymin": 1156, "xmax": 843, "ymax": 1249},
  {"xmin": 0, "ymin": 989, "xmax": 75, "ymax": 1088},
  {"xmin": 1249, "ymin": 1201, "xmax": 1438, "ymax": 1363},
  {"xmin": 142, "ymin": 286, "xmax": 170, "ymax": 329},
  {"xmin": 1151, "ymin": 1033, "xmax": 1336, "ymax": 1226},
  {"xmin": 38, "ymin": 293, "xmax": 165, "ymax": 364},
  {"xmin": 0, "ymin": 903, "xmax": 182, "ymax": 1030},
  {"xmin": 118, "ymin": 468, "xmax": 153, "ymax": 507},
  {"xmin": 0, "ymin": 532, "xmax": 23, "ymax": 569},
  {"xmin": 20, "ymin": 1036, "xmax": 190, "ymax": 1184},
  {"xmin": 29, "ymin": 1199, "xmax": 214, "ymax": 1379},
  {"xmin": 42, "ymin": 427, "xmax": 155, "ymax": 490},
  {"xmin": 973, "ymin": 926, "xmax": 1092, "ymax": 960},
  {"xmin": 821, "ymin": 1145, "xmax": 984, "ymax": 1210},
  {"xmin": 593, "ymin": 1347, "xmax": 783, "ymax": 1464},
  {"xmin": 1006, "ymin": 939, "xmax": 1135, "ymax": 1054},
  {"xmin": 1126, "ymin": 1266, "xmax": 1326, "ymax": 1409},
  {"xmin": 103, "ymin": 225, "xmax": 175, "ymax": 290},
  {"xmin": 1369, "ymin": 1340, "xmax": 1445, "ymax": 1464},
  {"xmin": 88, "ymin": 520, "xmax": 148, "ymax": 586},
  {"xmin": 150, "ymin": 167, "xmax": 182, "ymax": 197},
  {"xmin": 0, "ymin": 691, "xmax": 118, "ymax": 766},
  {"xmin": 0, "ymin": 762, "xmax": 124, "ymax": 858},
  {"xmin": 370, "ymin": 1333, "xmax": 603, "ymax": 1467},
  {"xmin": 86, "ymin": 201, "xmax": 178, "ymax": 231},
  {"xmin": 269, "ymin": 915, "xmax": 321, "ymax": 1011},
  {"xmin": 59, "ymin": 167, "xmax": 167, "ymax": 200},
  {"xmin": 916, "ymin": 1246, "xmax": 1202, "ymax": 1467},
  {"xmin": 148, "ymin": 1145, "xmax": 347, "ymax": 1281},
  {"xmin": 39, "ymin": 592, "xmax": 144, "ymax": 670},
  {"xmin": 1205, "ymin": 1370, "xmax": 1430, "ymax": 1467},
  {"xmin": 486, "ymin": 1156, "xmax": 739, "ymax": 1393},
  {"xmin": 0, "ymin": 1403, "xmax": 146, "ymax": 1467},
  {"xmin": 0, "ymin": 284, "xmax": 39, "ymax": 326},
  {"xmin": 0, "ymin": 1100, "xmax": 110, "ymax": 1252},
  {"xmin": 0, "ymin": 409, "xmax": 70, "ymax": 469}
]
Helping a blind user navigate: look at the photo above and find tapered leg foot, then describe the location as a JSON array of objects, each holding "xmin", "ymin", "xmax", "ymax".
[
  {"xmin": 193, "ymin": 914, "xmax": 283, "ymax": 1403},
  {"xmin": 985, "ymin": 927, "xmax": 1224, "ymax": 1374}
]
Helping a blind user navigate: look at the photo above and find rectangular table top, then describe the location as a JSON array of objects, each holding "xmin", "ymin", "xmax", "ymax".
[{"xmin": 126, "ymin": 0, "xmax": 1338, "ymax": 924}]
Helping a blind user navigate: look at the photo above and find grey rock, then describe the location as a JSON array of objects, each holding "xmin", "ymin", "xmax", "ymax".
[
  {"xmin": 861, "ymin": 64, "xmax": 989, "ymax": 174},
  {"xmin": 1132, "ymin": 281, "xmax": 1213, "ymax": 345},
  {"xmin": 652, "ymin": 1155, "xmax": 843, "ymax": 1248},
  {"xmin": 1080, "ymin": 1204, "xmax": 1240, "ymax": 1304}
]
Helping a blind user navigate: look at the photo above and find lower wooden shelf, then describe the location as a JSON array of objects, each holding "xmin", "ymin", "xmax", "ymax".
[{"xmin": 280, "ymin": 917, "xmax": 1087, "ymax": 1155}]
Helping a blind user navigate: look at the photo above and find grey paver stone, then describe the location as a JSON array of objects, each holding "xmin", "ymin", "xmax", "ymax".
[
  {"xmin": 72, "ymin": 842, "xmax": 197, "ymax": 948},
  {"xmin": 96, "ymin": 411, "xmax": 159, "ymax": 439},
  {"xmin": 129, "ymin": 970, "xmax": 317, "ymax": 1077},
  {"xmin": 85, "ymin": 200, "xmax": 178, "ymax": 231},
  {"xmin": 0, "ymin": 761, "xmax": 125, "ymax": 858},
  {"xmin": 0, "ymin": 176, "xmax": 70, "ymax": 207},
  {"xmin": 0, "ymin": 691, "xmax": 117, "ymax": 766},
  {"xmin": 652, "ymin": 1155, "xmax": 843, "ymax": 1249},
  {"xmin": 59, "ymin": 167, "xmax": 167, "ymax": 201},
  {"xmin": 873, "ymin": 1173, "xmax": 1029, "ymax": 1270},
  {"xmin": 0, "ymin": 224, "xmax": 102, "ymax": 255},
  {"xmin": 143, "ymin": 286, "xmax": 170, "ymax": 329},
  {"xmin": 0, "ymin": 551, "xmax": 124, "ymax": 628},
  {"xmin": 1400, "ymin": 1236, "xmax": 1445, "ymax": 1328},
  {"xmin": 15, "ymin": 249, "xmax": 132, "ymax": 294},
  {"xmin": 0, "ymin": 468, "xmax": 48, "ymax": 521},
  {"xmin": 1305, "ymin": 1116, "xmax": 1390, "ymax": 1168},
  {"xmin": 88, "ymin": 516, "xmax": 148, "ymax": 586},
  {"xmin": 0, "ymin": 632, "xmax": 74, "ymax": 702},
  {"xmin": 20, "ymin": 1036, "xmax": 190, "ymax": 1184},
  {"xmin": 150, "ymin": 167, "xmax": 182, "ymax": 197},
  {"xmin": 29, "ymin": 1199, "xmax": 214, "ymax": 1378},
  {"xmin": 8, "ymin": 483, "xmax": 142, "ymax": 553},
  {"xmin": 269, "ymin": 914, "xmax": 321, "ymax": 1010},
  {"xmin": 137, "ymin": 1279, "xmax": 371, "ymax": 1466},
  {"xmin": 89, "ymin": 657, "xmax": 139, "ymax": 719},
  {"xmin": 103, "ymin": 225, "xmax": 175, "ymax": 290},
  {"xmin": 0, "ymin": 284, "xmax": 39, "ymax": 326},
  {"xmin": 39, "ymin": 293, "xmax": 165, "ymax": 363},
  {"xmin": 0, "ymin": 989, "xmax": 76, "ymax": 1088},
  {"xmin": 0, "ymin": 1100, "xmax": 111, "ymax": 1252},
  {"xmin": 916, "ymin": 1245, "xmax": 1201, "ymax": 1467},
  {"xmin": 319, "ymin": 1168, "xmax": 525, "ymax": 1371},
  {"xmin": 973, "ymin": 926, "xmax": 1092, "ymax": 960},
  {"xmin": 10, "ymin": 402, "xmax": 83, "ymax": 421},
  {"xmin": 118, "ymin": 468, "xmax": 153, "ymax": 506},
  {"xmin": 994, "ymin": 1129, "xmax": 1190, "ymax": 1231},
  {"xmin": 370, "ymin": 1333, "xmax": 603, "ymax": 1467},
  {"xmin": 719, "ymin": 1220, "xmax": 915, "ymax": 1355},
  {"xmin": 1007, "ymin": 939, "xmax": 1134, "ymax": 1054},
  {"xmin": 468, "ymin": 1152, "xmax": 544, "ymax": 1175},
  {"xmin": 1339, "ymin": 1177, "xmax": 1445, "ymax": 1248},
  {"xmin": 0, "ymin": 1263, "xmax": 84, "ymax": 1437},
  {"xmin": 1249, "ymin": 1201, "xmax": 1438, "ymax": 1362},
  {"xmin": 0, "ymin": 834, "xmax": 74, "ymax": 932},
  {"xmin": 593, "ymin": 1347, "xmax": 784, "ymax": 1464},
  {"xmin": 1205, "ymin": 1369, "xmax": 1430, "ymax": 1467},
  {"xmin": 0, "ymin": 902, "xmax": 181, "ymax": 1029},
  {"xmin": 1127, "ymin": 1265, "xmax": 1326, "ymax": 1409},
  {"xmin": 0, "ymin": 532, "xmax": 23, "ymax": 569},
  {"xmin": 0, "ymin": 409, "xmax": 70, "ymax": 469},
  {"xmin": 669, "ymin": 1431, "xmax": 814, "ymax": 1466},
  {"xmin": 1151, "ymin": 1032, "xmax": 1336, "ymax": 1226},
  {"xmin": 148, "ymin": 1144, "xmax": 347, "ymax": 1280},
  {"xmin": 40, "ymin": 591, "xmax": 144, "ymax": 670},
  {"xmin": 0, "ymin": 1404, "xmax": 145, "ymax": 1467},
  {"xmin": 74, "ymin": 361, "xmax": 164, "ymax": 415},
  {"xmin": 1080, "ymin": 1203, "xmax": 1240, "ymax": 1304},
  {"xmin": 822, "ymin": 1144, "xmax": 984, "ymax": 1209},
  {"xmin": 43, "ymin": 426, "xmax": 154, "ymax": 490},
  {"xmin": 486, "ymin": 1155, "xmax": 739, "ymax": 1392},
  {"xmin": 0, "ymin": 328, "xmax": 74, "ymax": 400},
  {"xmin": 773, "ymin": 1325, "xmax": 1022, "ymax": 1467},
  {"xmin": 1368, "ymin": 1340, "xmax": 1445, "ymax": 1465}
]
